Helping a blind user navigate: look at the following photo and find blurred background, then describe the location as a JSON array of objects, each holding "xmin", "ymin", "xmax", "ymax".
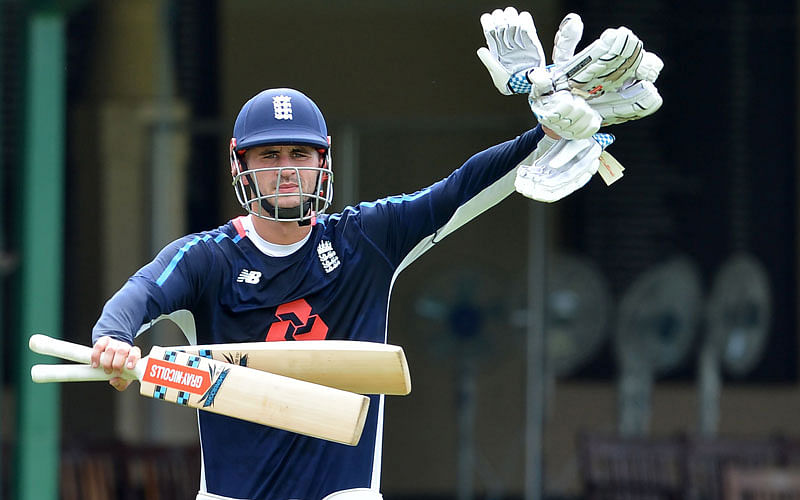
[{"xmin": 1, "ymin": 0, "xmax": 798, "ymax": 499}]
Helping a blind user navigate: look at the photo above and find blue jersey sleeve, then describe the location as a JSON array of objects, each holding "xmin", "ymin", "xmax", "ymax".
[
  {"xmin": 358, "ymin": 126, "xmax": 545, "ymax": 267},
  {"xmin": 91, "ymin": 234, "xmax": 213, "ymax": 345}
]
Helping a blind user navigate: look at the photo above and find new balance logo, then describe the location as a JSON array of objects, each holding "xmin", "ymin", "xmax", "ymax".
[
  {"xmin": 236, "ymin": 269, "xmax": 262, "ymax": 284},
  {"xmin": 272, "ymin": 95, "xmax": 293, "ymax": 120},
  {"xmin": 317, "ymin": 240, "xmax": 340, "ymax": 274}
]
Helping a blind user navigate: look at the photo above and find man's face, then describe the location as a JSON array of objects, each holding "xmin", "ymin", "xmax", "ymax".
[{"xmin": 243, "ymin": 144, "xmax": 322, "ymax": 210}]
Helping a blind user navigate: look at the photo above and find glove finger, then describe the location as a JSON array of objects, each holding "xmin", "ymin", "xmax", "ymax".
[
  {"xmin": 504, "ymin": 24, "xmax": 519, "ymax": 51},
  {"xmin": 489, "ymin": 8, "xmax": 512, "ymax": 51},
  {"xmin": 547, "ymin": 138, "xmax": 593, "ymax": 168},
  {"xmin": 554, "ymin": 95, "xmax": 600, "ymax": 132},
  {"xmin": 620, "ymin": 84, "xmax": 663, "ymax": 118},
  {"xmin": 591, "ymin": 31, "xmax": 643, "ymax": 87},
  {"xmin": 477, "ymin": 47, "xmax": 513, "ymax": 95},
  {"xmin": 515, "ymin": 11, "xmax": 536, "ymax": 47},
  {"xmin": 516, "ymin": 167, "xmax": 564, "ymax": 203},
  {"xmin": 600, "ymin": 27, "xmax": 640, "ymax": 58},
  {"xmin": 532, "ymin": 93, "xmax": 582, "ymax": 138},
  {"xmin": 490, "ymin": 8, "xmax": 508, "ymax": 32},
  {"xmin": 502, "ymin": 7, "xmax": 520, "ymax": 50},
  {"xmin": 519, "ymin": 11, "xmax": 546, "ymax": 63},
  {"xmin": 517, "ymin": 10, "xmax": 537, "ymax": 37},
  {"xmin": 540, "ymin": 91, "xmax": 573, "ymax": 114},
  {"xmin": 553, "ymin": 13, "xmax": 583, "ymax": 64},
  {"xmin": 480, "ymin": 13, "xmax": 501, "ymax": 54},
  {"xmin": 545, "ymin": 159, "xmax": 591, "ymax": 185},
  {"xmin": 511, "ymin": 19, "xmax": 525, "ymax": 49},
  {"xmin": 620, "ymin": 79, "xmax": 656, "ymax": 99},
  {"xmin": 521, "ymin": 137, "xmax": 602, "ymax": 202},
  {"xmin": 536, "ymin": 169, "xmax": 592, "ymax": 201},
  {"xmin": 637, "ymin": 51, "xmax": 664, "ymax": 82},
  {"xmin": 480, "ymin": 12, "xmax": 498, "ymax": 33},
  {"xmin": 570, "ymin": 112, "xmax": 602, "ymax": 139},
  {"xmin": 556, "ymin": 141, "xmax": 601, "ymax": 171},
  {"xmin": 595, "ymin": 81, "xmax": 663, "ymax": 125},
  {"xmin": 488, "ymin": 9, "xmax": 508, "ymax": 50},
  {"xmin": 555, "ymin": 37, "xmax": 607, "ymax": 86},
  {"xmin": 603, "ymin": 48, "xmax": 643, "ymax": 86},
  {"xmin": 646, "ymin": 89, "xmax": 663, "ymax": 113}
]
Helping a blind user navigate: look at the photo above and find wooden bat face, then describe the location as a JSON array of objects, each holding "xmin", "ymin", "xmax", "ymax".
[
  {"xmin": 178, "ymin": 340, "xmax": 412, "ymax": 395},
  {"xmin": 138, "ymin": 346, "xmax": 370, "ymax": 446}
]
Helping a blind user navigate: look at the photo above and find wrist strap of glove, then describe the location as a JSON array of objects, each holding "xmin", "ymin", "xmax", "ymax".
[{"xmin": 508, "ymin": 71, "xmax": 532, "ymax": 94}]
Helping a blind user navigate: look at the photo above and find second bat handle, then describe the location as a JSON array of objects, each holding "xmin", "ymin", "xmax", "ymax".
[
  {"xmin": 31, "ymin": 364, "xmax": 137, "ymax": 383},
  {"xmin": 29, "ymin": 334, "xmax": 93, "ymax": 364}
]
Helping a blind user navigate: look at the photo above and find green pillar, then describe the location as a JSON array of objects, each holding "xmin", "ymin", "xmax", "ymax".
[
  {"xmin": 15, "ymin": 10, "xmax": 66, "ymax": 500},
  {"xmin": 0, "ymin": 2, "xmax": 4, "ymax": 496}
]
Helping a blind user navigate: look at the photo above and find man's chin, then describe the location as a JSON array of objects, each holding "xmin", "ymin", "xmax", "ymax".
[{"xmin": 274, "ymin": 198, "xmax": 304, "ymax": 209}]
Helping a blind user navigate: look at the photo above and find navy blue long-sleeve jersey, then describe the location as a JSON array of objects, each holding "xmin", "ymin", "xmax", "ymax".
[{"xmin": 92, "ymin": 126, "xmax": 545, "ymax": 500}]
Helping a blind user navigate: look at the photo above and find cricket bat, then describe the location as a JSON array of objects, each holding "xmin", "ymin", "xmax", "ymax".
[
  {"xmin": 31, "ymin": 339, "xmax": 411, "ymax": 395},
  {"xmin": 29, "ymin": 335, "xmax": 369, "ymax": 446}
]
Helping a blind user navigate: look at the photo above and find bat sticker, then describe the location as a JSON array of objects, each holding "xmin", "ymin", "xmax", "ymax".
[
  {"xmin": 142, "ymin": 357, "xmax": 211, "ymax": 394},
  {"xmin": 198, "ymin": 364, "xmax": 231, "ymax": 408},
  {"xmin": 222, "ymin": 352, "xmax": 249, "ymax": 367}
]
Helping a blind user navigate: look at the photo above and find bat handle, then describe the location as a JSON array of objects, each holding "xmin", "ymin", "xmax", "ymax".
[
  {"xmin": 29, "ymin": 334, "xmax": 93, "ymax": 364},
  {"xmin": 31, "ymin": 364, "xmax": 136, "ymax": 383}
]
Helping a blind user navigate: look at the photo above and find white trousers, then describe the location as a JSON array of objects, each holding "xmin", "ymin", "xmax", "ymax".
[
  {"xmin": 196, "ymin": 488, "xmax": 383, "ymax": 500},
  {"xmin": 322, "ymin": 489, "xmax": 383, "ymax": 500},
  {"xmin": 196, "ymin": 492, "xmax": 244, "ymax": 500}
]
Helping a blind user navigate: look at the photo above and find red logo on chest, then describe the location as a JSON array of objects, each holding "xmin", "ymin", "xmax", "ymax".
[{"xmin": 265, "ymin": 298, "xmax": 329, "ymax": 341}]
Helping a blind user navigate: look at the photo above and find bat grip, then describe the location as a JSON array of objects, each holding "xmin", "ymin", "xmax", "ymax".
[
  {"xmin": 29, "ymin": 334, "xmax": 93, "ymax": 364},
  {"xmin": 31, "ymin": 364, "xmax": 136, "ymax": 383}
]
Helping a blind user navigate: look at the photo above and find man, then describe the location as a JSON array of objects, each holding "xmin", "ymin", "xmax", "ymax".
[{"xmin": 89, "ymin": 8, "xmax": 661, "ymax": 500}]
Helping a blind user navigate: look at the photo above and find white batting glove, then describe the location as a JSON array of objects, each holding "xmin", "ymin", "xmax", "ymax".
[
  {"xmin": 477, "ymin": 9, "xmax": 662, "ymax": 99},
  {"xmin": 588, "ymin": 80, "xmax": 662, "ymax": 125},
  {"xmin": 515, "ymin": 133, "xmax": 614, "ymax": 202},
  {"xmin": 476, "ymin": 7, "xmax": 546, "ymax": 95},
  {"xmin": 529, "ymin": 90, "xmax": 601, "ymax": 140},
  {"xmin": 551, "ymin": 13, "xmax": 663, "ymax": 125},
  {"xmin": 529, "ymin": 24, "xmax": 644, "ymax": 98}
]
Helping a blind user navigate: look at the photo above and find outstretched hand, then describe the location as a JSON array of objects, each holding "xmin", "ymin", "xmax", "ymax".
[
  {"xmin": 476, "ymin": 8, "xmax": 664, "ymax": 134},
  {"xmin": 476, "ymin": 7, "xmax": 546, "ymax": 95},
  {"xmin": 476, "ymin": 6, "xmax": 601, "ymax": 139}
]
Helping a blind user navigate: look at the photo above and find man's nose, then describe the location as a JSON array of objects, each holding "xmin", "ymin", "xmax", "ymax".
[{"xmin": 278, "ymin": 162, "xmax": 298, "ymax": 178}]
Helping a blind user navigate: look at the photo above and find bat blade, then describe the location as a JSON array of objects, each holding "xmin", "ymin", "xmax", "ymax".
[
  {"xmin": 139, "ymin": 346, "xmax": 369, "ymax": 445},
  {"xmin": 180, "ymin": 340, "xmax": 412, "ymax": 395}
]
